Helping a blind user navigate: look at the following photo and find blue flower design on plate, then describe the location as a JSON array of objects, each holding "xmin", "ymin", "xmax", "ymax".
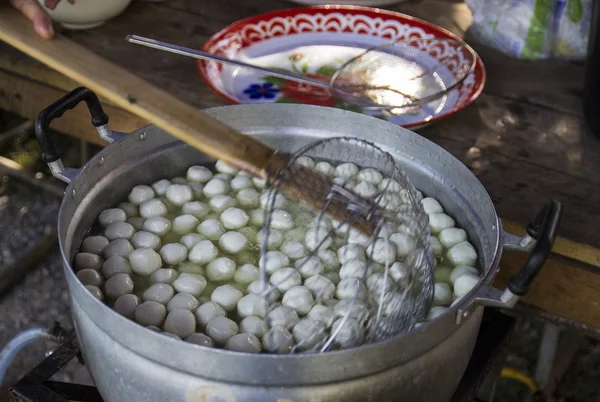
[{"xmin": 243, "ymin": 82, "xmax": 279, "ymax": 100}]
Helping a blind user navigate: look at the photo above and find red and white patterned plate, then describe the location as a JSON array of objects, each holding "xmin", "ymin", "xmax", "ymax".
[{"xmin": 198, "ymin": 6, "xmax": 485, "ymax": 129}]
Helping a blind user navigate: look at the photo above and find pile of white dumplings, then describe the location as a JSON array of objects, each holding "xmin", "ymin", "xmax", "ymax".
[{"xmin": 73, "ymin": 157, "xmax": 481, "ymax": 354}]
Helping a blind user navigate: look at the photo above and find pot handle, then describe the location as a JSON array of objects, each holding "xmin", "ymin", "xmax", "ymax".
[
  {"xmin": 34, "ymin": 87, "xmax": 121, "ymax": 183},
  {"xmin": 456, "ymin": 200, "xmax": 563, "ymax": 322}
]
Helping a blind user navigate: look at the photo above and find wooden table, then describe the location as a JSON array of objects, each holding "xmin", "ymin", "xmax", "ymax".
[{"xmin": 1, "ymin": 0, "xmax": 600, "ymax": 334}]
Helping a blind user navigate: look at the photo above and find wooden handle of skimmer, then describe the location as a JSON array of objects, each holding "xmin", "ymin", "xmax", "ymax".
[{"xmin": 0, "ymin": 7, "xmax": 275, "ymax": 177}]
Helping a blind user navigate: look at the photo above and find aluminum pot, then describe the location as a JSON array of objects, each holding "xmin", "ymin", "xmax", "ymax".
[{"xmin": 35, "ymin": 87, "xmax": 562, "ymax": 402}]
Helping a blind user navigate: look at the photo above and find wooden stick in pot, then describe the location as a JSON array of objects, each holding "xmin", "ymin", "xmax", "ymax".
[{"xmin": 0, "ymin": 7, "xmax": 376, "ymax": 234}]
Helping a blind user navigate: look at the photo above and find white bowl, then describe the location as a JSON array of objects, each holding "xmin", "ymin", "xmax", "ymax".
[{"xmin": 38, "ymin": 0, "xmax": 133, "ymax": 30}]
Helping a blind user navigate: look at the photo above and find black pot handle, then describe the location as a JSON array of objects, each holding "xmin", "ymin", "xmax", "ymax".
[
  {"xmin": 35, "ymin": 87, "xmax": 109, "ymax": 163},
  {"xmin": 508, "ymin": 200, "xmax": 563, "ymax": 296}
]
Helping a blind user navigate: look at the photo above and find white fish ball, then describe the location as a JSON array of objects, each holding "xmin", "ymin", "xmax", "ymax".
[
  {"xmin": 421, "ymin": 197, "xmax": 444, "ymax": 214},
  {"xmin": 333, "ymin": 300, "xmax": 369, "ymax": 326},
  {"xmin": 172, "ymin": 214, "xmax": 199, "ymax": 234},
  {"xmin": 354, "ymin": 181, "xmax": 379, "ymax": 198},
  {"xmin": 230, "ymin": 175, "xmax": 252, "ymax": 191},
  {"xmin": 315, "ymin": 161, "xmax": 335, "ymax": 176},
  {"xmin": 209, "ymin": 195, "xmax": 237, "ymax": 213},
  {"xmin": 103, "ymin": 239, "xmax": 134, "ymax": 259},
  {"xmin": 237, "ymin": 293, "xmax": 269, "ymax": 318},
  {"xmin": 429, "ymin": 213, "xmax": 455, "ymax": 234},
  {"xmin": 262, "ymin": 325, "xmax": 294, "ymax": 354},
  {"xmin": 433, "ymin": 282, "xmax": 453, "ymax": 306},
  {"xmin": 128, "ymin": 248, "xmax": 162, "ymax": 276},
  {"xmin": 439, "ymin": 228, "xmax": 468, "ymax": 249},
  {"xmin": 336, "ymin": 278, "xmax": 367, "ymax": 301},
  {"xmin": 160, "ymin": 243, "xmax": 188, "ymax": 265},
  {"xmin": 280, "ymin": 240, "xmax": 306, "ymax": 259},
  {"xmin": 104, "ymin": 273, "xmax": 134, "ymax": 299},
  {"xmin": 270, "ymin": 267, "xmax": 302, "ymax": 292},
  {"xmin": 142, "ymin": 217, "xmax": 172, "ymax": 237},
  {"xmin": 215, "ymin": 160, "xmax": 238, "ymax": 175},
  {"xmin": 366, "ymin": 273, "xmax": 393, "ymax": 297},
  {"xmin": 236, "ymin": 188, "xmax": 260, "ymax": 207},
  {"xmin": 269, "ymin": 209, "xmax": 294, "ymax": 230},
  {"xmin": 427, "ymin": 306, "xmax": 449, "ymax": 321},
  {"xmin": 143, "ymin": 283, "xmax": 175, "ymax": 304},
  {"xmin": 367, "ymin": 239, "xmax": 397, "ymax": 265},
  {"xmin": 307, "ymin": 305, "xmax": 335, "ymax": 329},
  {"xmin": 135, "ymin": 301, "xmax": 166, "ymax": 327},
  {"xmin": 165, "ymin": 184, "xmax": 193, "ymax": 206},
  {"xmin": 447, "ymin": 241, "xmax": 478, "ymax": 267},
  {"xmin": 182, "ymin": 201, "xmax": 210, "ymax": 219},
  {"xmin": 74, "ymin": 253, "xmax": 104, "ymax": 271},
  {"xmin": 98, "ymin": 208, "xmax": 126, "ymax": 228},
  {"xmin": 82, "ymin": 236, "xmax": 109, "ymax": 255},
  {"xmin": 86, "ymin": 285, "xmax": 104, "ymax": 301},
  {"xmin": 118, "ymin": 202, "xmax": 138, "ymax": 218},
  {"xmin": 357, "ymin": 168, "xmax": 383, "ymax": 184},
  {"xmin": 188, "ymin": 240, "xmax": 218, "ymax": 264},
  {"xmin": 206, "ymin": 316, "xmax": 239, "ymax": 345},
  {"xmin": 260, "ymin": 191, "xmax": 287, "ymax": 209},
  {"xmin": 197, "ymin": 219, "xmax": 225, "ymax": 240},
  {"xmin": 259, "ymin": 251, "xmax": 290, "ymax": 274},
  {"xmin": 340, "ymin": 259, "xmax": 371, "ymax": 279},
  {"xmin": 151, "ymin": 179, "xmax": 171, "ymax": 196},
  {"xmin": 247, "ymin": 281, "xmax": 280, "ymax": 305},
  {"xmin": 167, "ymin": 292, "xmax": 199, "ymax": 312},
  {"xmin": 295, "ymin": 256, "xmax": 324, "ymax": 279},
  {"xmin": 389, "ymin": 232, "xmax": 416, "ymax": 257},
  {"xmin": 266, "ymin": 306, "xmax": 300, "ymax": 330},
  {"xmin": 389, "ymin": 262, "xmax": 410, "ymax": 287},
  {"xmin": 450, "ymin": 266, "xmax": 480, "ymax": 284},
  {"xmin": 164, "ymin": 309, "xmax": 196, "ymax": 339},
  {"xmin": 195, "ymin": 301, "xmax": 226, "ymax": 329},
  {"xmin": 282, "ymin": 286, "xmax": 314, "ymax": 315},
  {"xmin": 293, "ymin": 318, "xmax": 327, "ymax": 351},
  {"xmin": 113, "ymin": 294, "xmax": 140, "ymax": 319},
  {"xmin": 239, "ymin": 316, "xmax": 268, "ymax": 337},
  {"xmin": 180, "ymin": 233, "xmax": 205, "ymax": 250},
  {"xmin": 225, "ymin": 333, "xmax": 261, "ymax": 353},
  {"xmin": 219, "ymin": 231, "xmax": 248, "ymax": 254},
  {"xmin": 453, "ymin": 274, "xmax": 480, "ymax": 298},
  {"xmin": 377, "ymin": 193, "xmax": 403, "ymax": 211},
  {"xmin": 206, "ymin": 257, "xmax": 236, "ymax": 281},
  {"xmin": 101, "ymin": 255, "xmax": 131, "ymax": 278},
  {"xmin": 305, "ymin": 227, "xmax": 332, "ymax": 251},
  {"xmin": 338, "ymin": 244, "xmax": 366, "ymax": 264},
  {"xmin": 304, "ymin": 275, "xmax": 335, "ymax": 301},
  {"xmin": 220, "ymin": 208, "xmax": 249, "ymax": 230},
  {"xmin": 348, "ymin": 229, "xmax": 371, "ymax": 248},
  {"xmin": 335, "ymin": 163, "xmax": 359, "ymax": 179},
  {"xmin": 234, "ymin": 264, "xmax": 259, "ymax": 285},
  {"xmin": 172, "ymin": 273, "xmax": 207, "ymax": 297},
  {"xmin": 379, "ymin": 178, "xmax": 402, "ymax": 193},
  {"xmin": 211, "ymin": 285, "xmax": 243, "ymax": 312},
  {"xmin": 185, "ymin": 333, "xmax": 215, "ymax": 348},
  {"xmin": 331, "ymin": 317, "xmax": 364, "ymax": 349},
  {"xmin": 318, "ymin": 250, "xmax": 339, "ymax": 271},
  {"xmin": 257, "ymin": 229, "xmax": 283, "ymax": 250},
  {"xmin": 429, "ymin": 236, "xmax": 444, "ymax": 256},
  {"xmin": 203, "ymin": 178, "xmax": 229, "ymax": 198},
  {"xmin": 187, "ymin": 166, "xmax": 213, "ymax": 183},
  {"xmin": 151, "ymin": 268, "xmax": 178, "ymax": 284},
  {"xmin": 129, "ymin": 185, "xmax": 155, "ymax": 206},
  {"xmin": 131, "ymin": 231, "xmax": 161, "ymax": 250},
  {"xmin": 139, "ymin": 199, "xmax": 168, "ymax": 219},
  {"xmin": 76, "ymin": 269, "xmax": 103, "ymax": 287}
]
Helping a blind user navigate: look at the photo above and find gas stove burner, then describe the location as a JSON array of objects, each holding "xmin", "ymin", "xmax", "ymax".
[{"xmin": 8, "ymin": 310, "xmax": 514, "ymax": 402}]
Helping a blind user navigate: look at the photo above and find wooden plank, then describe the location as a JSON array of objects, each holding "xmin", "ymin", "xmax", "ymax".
[{"xmin": 0, "ymin": 69, "xmax": 147, "ymax": 146}]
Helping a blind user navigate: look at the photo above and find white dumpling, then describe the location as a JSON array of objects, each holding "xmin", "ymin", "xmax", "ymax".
[
  {"xmin": 172, "ymin": 214, "xmax": 199, "ymax": 234},
  {"xmin": 336, "ymin": 278, "xmax": 367, "ymax": 301},
  {"xmin": 331, "ymin": 317, "xmax": 364, "ymax": 348},
  {"xmin": 135, "ymin": 301, "xmax": 166, "ymax": 327},
  {"xmin": 389, "ymin": 262, "xmax": 410, "ymax": 287},
  {"xmin": 389, "ymin": 232, "xmax": 416, "ymax": 257},
  {"xmin": 234, "ymin": 263, "xmax": 259, "ymax": 285},
  {"xmin": 296, "ymin": 156, "xmax": 315, "ymax": 168},
  {"xmin": 113, "ymin": 294, "xmax": 140, "ymax": 319},
  {"xmin": 131, "ymin": 231, "xmax": 161, "ymax": 250},
  {"xmin": 104, "ymin": 222, "xmax": 135, "ymax": 241},
  {"xmin": 366, "ymin": 272, "xmax": 393, "ymax": 298},
  {"xmin": 104, "ymin": 273, "xmax": 134, "ymax": 299},
  {"xmin": 128, "ymin": 248, "xmax": 162, "ymax": 276},
  {"xmin": 307, "ymin": 305, "xmax": 336, "ymax": 329},
  {"xmin": 75, "ymin": 253, "xmax": 104, "ymax": 272},
  {"xmin": 197, "ymin": 219, "xmax": 226, "ymax": 240},
  {"xmin": 98, "ymin": 208, "xmax": 127, "ymax": 228},
  {"xmin": 269, "ymin": 267, "xmax": 302, "ymax": 292},
  {"xmin": 220, "ymin": 207, "xmax": 249, "ymax": 229},
  {"xmin": 256, "ymin": 229, "xmax": 283, "ymax": 250},
  {"xmin": 347, "ymin": 229, "xmax": 371, "ymax": 248},
  {"xmin": 101, "ymin": 255, "xmax": 131, "ymax": 278},
  {"xmin": 188, "ymin": 240, "xmax": 218, "ymax": 264},
  {"xmin": 260, "ymin": 191, "xmax": 287, "ymax": 209},
  {"xmin": 353, "ymin": 181, "xmax": 379, "ymax": 198},
  {"xmin": 143, "ymin": 283, "xmax": 175, "ymax": 304},
  {"xmin": 379, "ymin": 178, "xmax": 403, "ymax": 193},
  {"xmin": 266, "ymin": 306, "xmax": 300, "ymax": 330},
  {"xmin": 225, "ymin": 333, "xmax": 261, "ymax": 353},
  {"xmin": 166, "ymin": 292, "xmax": 200, "ymax": 312},
  {"xmin": 268, "ymin": 209, "xmax": 294, "ymax": 230},
  {"xmin": 427, "ymin": 306, "xmax": 449, "ymax": 321},
  {"xmin": 206, "ymin": 316, "xmax": 239, "ymax": 346},
  {"xmin": 165, "ymin": 184, "xmax": 193, "ymax": 206},
  {"xmin": 421, "ymin": 197, "xmax": 444, "ymax": 214},
  {"xmin": 187, "ymin": 165, "xmax": 213, "ymax": 183},
  {"xmin": 237, "ymin": 293, "xmax": 269, "ymax": 318},
  {"xmin": 453, "ymin": 273, "xmax": 480, "ymax": 298},
  {"xmin": 182, "ymin": 201, "xmax": 210, "ymax": 219},
  {"xmin": 337, "ymin": 244, "xmax": 366, "ymax": 264},
  {"xmin": 280, "ymin": 240, "xmax": 306, "ymax": 259},
  {"xmin": 305, "ymin": 227, "xmax": 332, "ymax": 251},
  {"xmin": 428, "ymin": 213, "xmax": 455, "ymax": 234},
  {"xmin": 209, "ymin": 195, "xmax": 237, "ymax": 212},
  {"xmin": 142, "ymin": 216, "xmax": 172, "ymax": 237},
  {"xmin": 194, "ymin": 301, "xmax": 226, "ymax": 329},
  {"xmin": 230, "ymin": 175, "xmax": 252, "ymax": 191},
  {"xmin": 76, "ymin": 269, "xmax": 103, "ymax": 287},
  {"xmin": 163, "ymin": 309, "xmax": 196, "ymax": 339},
  {"xmin": 259, "ymin": 251, "xmax": 290, "ymax": 274},
  {"xmin": 219, "ymin": 231, "xmax": 248, "ymax": 254},
  {"xmin": 159, "ymin": 243, "xmax": 188, "ymax": 265},
  {"xmin": 81, "ymin": 236, "xmax": 109, "ymax": 255},
  {"xmin": 366, "ymin": 239, "xmax": 397, "ymax": 265},
  {"xmin": 236, "ymin": 188, "xmax": 260, "ymax": 207},
  {"xmin": 295, "ymin": 256, "xmax": 324, "ymax": 279},
  {"xmin": 450, "ymin": 266, "xmax": 479, "ymax": 283},
  {"xmin": 211, "ymin": 284, "xmax": 244, "ymax": 312},
  {"xmin": 206, "ymin": 257, "xmax": 236, "ymax": 281},
  {"xmin": 239, "ymin": 316, "xmax": 268, "ymax": 337},
  {"xmin": 339, "ymin": 259, "xmax": 371, "ymax": 279},
  {"xmin": 215, "ymin": 160, "xmax": 238, "ymax": 175},
  {"xmin": 185, "ymin": 333, "xmax": 215, "ymax": 348},
  {"xmin": 315, "ymin": 161, "xmax": 335, "ymax": 177},
  {"xmin": 447, "ymin": 241, "xmax": 478, "ymax": 267},
  {"xmin": 429, "ymin": 236, "xmax": 444, "ymax": 256},
  {"xmin": 433, "ymin": 282, "xmax": 453, "ymax": 306},
  {"xmin": 203, "ymin": 178, "xmax": 229, "ymax": 198},
  {"xmin": 261, "ymin": 325, "xmax": 294, "ymax": 354},
  {"xmin": 293, "ymin": 318, "xmax": 327, "ymax": 351},
  {"xmin": 318, "ymin": 250, "xmax": 339, "ymax": 271},
  {"xmin": 357, "ymin": 168, "xmax": 383, "ymax": 184},
  {"xmin": 282, "ymin": 286, "xmax": 314, "ymax": 315},
  {"xmin": 439, "ymin": 228, "xmax": 468, "ymax": 249},
  {"xmin": 103, "ymin": 239, "xmax": 134, "ymax": 259},
  {"xmin": 335, "ymin": 163, "xmax": 359, "ymax": 179},
  {"xmin": 128, "ymin": 185, "xmax": 155, "ymax": 206},
  {"xmin": 139, "ymin": 199, "xmax": 168, "ymax": 219},
  {"xmin": 172, "ymin": 273, "xmax": 207, "ymax": 297},
  {"xmin": 151, "ymin": 179, "xmax": 171, "ymax": 196},
  {"xmin": 304, "ymin": 275, "xmax": 335, "ymax": 301}
]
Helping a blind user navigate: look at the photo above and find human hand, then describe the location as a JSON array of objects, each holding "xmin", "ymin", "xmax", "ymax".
[{"xmin": 9, "ymin": 0, "xmax": 75, "ymax": 39}]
